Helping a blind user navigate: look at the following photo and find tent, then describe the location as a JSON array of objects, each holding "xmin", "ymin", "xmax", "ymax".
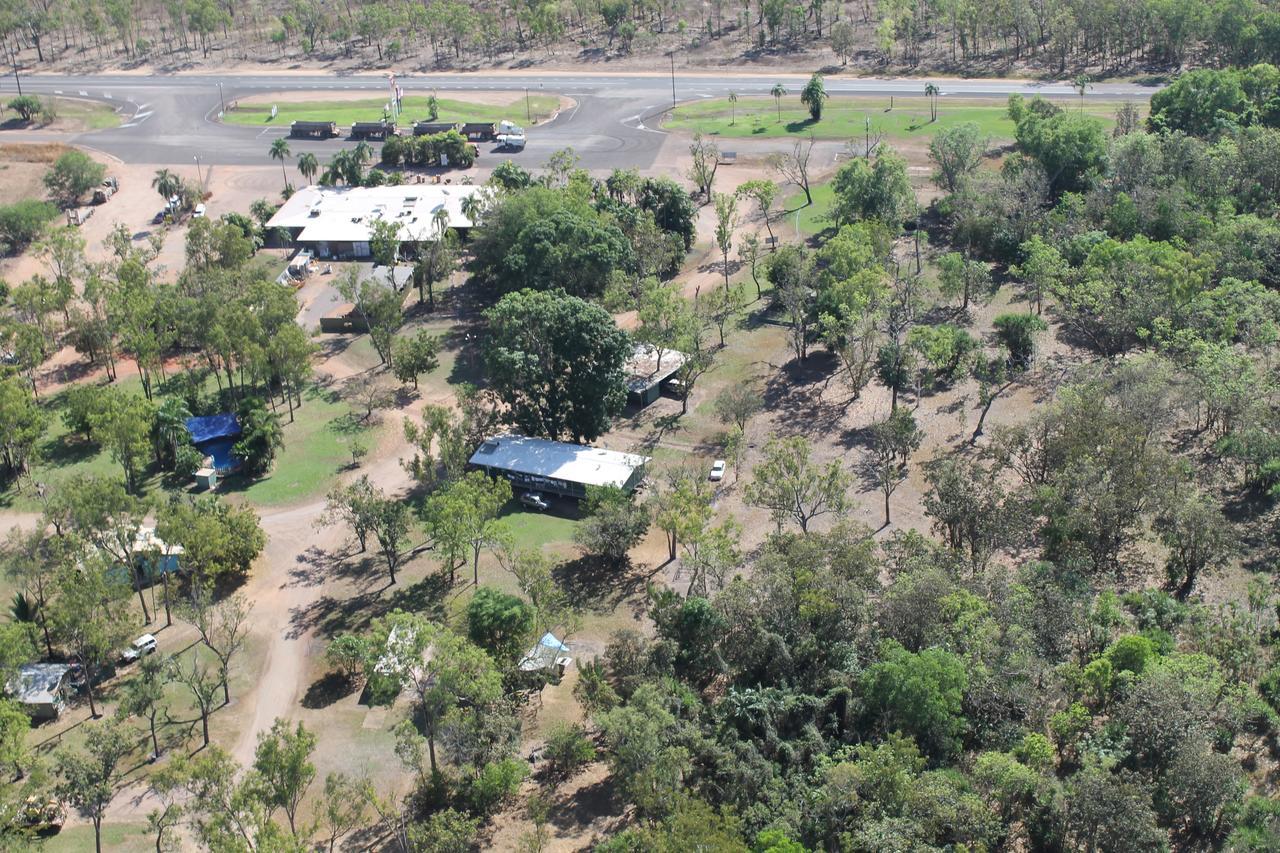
[{"xmin": 518, "ymin": 633, "xmax": 571, "ymax": 673}]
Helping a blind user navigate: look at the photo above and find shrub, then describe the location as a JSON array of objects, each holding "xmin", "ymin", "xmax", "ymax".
[
  {"xmin": 543, "ymin": 721, "xmax": 595, "ymax": 776},
  {"xmin": 174, "ymin": 445, "xmax": 203, "ymax": 479},
  {"xmin": 463, "ymin": 757, "xmax": 528, "ymax": 815},
  {"xmin": 7, "ymin": 95, "xmax": 42, "ymax": 123},
  {"xmin": 0, "ymin": 200, "xmax": 58, "ymax": 255},
  {"xmin": 43, "ymin": 150, "xmax": 106, "ymax": 207}
]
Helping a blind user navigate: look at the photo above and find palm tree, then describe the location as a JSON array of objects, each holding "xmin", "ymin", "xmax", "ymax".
[
  {"xmin": 352, "ymin": 141, "xmax": 373, "ymax": 167},
  {"xmin": 151, "ymin": 168, "xmax": 181, "ymax": 203},
  {"xmin": 728, "ymin": 91, "xmax": 738, "ymax": 126},
  {"xmin": 460, "ymin": 192, "xmax": 486, "ymax": 226},
  {"xmin": 770, "ymin": 83, "xmax": 786, "ymax": 122},
  {"xmin": 269, "ymin": 138, "xmax": 292, "ymax": 190},
  {"xmin": 1073, "ymin": 74, "xmax": 1092, "ymax": 112},
  {"xmin": 924, "ymin": 82, "xmax": 940, "ymax": 122},
  {"xmin": 153, "ymin": 397, "xmax": 192, "ymax": 467},
  {"xmin": 297, "ymin": 152, "xmax": 319, "ymax": 186}
]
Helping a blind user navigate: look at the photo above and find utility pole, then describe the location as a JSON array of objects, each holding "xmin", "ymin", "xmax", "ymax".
[
  {"xmin": 525, "ymin": 87, "xmax": 530, "ymax": 122},
  {"xmin": 216, "ymin": 81, "xmax": 226, "ymax": 115},
  {"xmin": 194, "ymin": 154, "xmax": 203, "ymax": 188},
  {"xmin": 669, "ymin": 53, "xmax": 676, "ymax": 109}
]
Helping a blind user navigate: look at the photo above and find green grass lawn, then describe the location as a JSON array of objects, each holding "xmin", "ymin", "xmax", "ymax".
[
  {"xmin": 781, "ymin": 180, "xmax": 838, "ymax": 237},
  {"xmin": 51, "ymin": 98, "xmax": 122, "ymax": 131},
  {"xmin": 0, "ymin": 376, "xmax": 369, "ymax": 513},
  {"xmin": 499, "ymin": 504, "xmax": 580, "ymax": 554},
  {"xmin": 230, "ymin": 385, "xmax": 374, "ymax": 507},
  {"xmin": 224, "ymin": 94, "xmax": 561, "ymax": 129},
  {"xmin": 43, "ymin": 822, "xmax": 152, "ymax": 853},
  {"xmin": 666, "ymin": 95, "xmax": 1126, "ymax": 142}
]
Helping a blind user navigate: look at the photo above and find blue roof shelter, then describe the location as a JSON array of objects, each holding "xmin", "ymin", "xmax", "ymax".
[{"xmin": 186, "ymin": 414, "xmax": 242, "ymax": 472}]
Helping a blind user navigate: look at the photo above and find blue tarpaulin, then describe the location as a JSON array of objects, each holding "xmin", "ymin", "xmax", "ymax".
[{"xmin": 185, "ymin": 414, "xmax": 241, "ymax": 445}]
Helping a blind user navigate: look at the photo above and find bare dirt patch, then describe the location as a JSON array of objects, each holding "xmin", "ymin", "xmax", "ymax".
[{"xmin": 0, "ymin": 143, "xmax": 70, "ymax": 207}]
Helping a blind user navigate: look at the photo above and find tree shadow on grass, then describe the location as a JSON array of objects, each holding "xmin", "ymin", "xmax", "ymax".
[
  {"xmin": 547, "ymin": 774, "xmax": 625, "ymax": 832},
  {"xmin": 300, "ymin": 671, "xmax": 359, "ymax": 709},
  {"xmin": 553, "ymin": 555, "xmax": 662, "ymax": 616},
  {"xmin": 761, "ymin": 352, "xmax": 848, "ymax": 440},
  {"xmin": 38, "ymin": 435, "xmax": 99, "ymax": 468},
  {"xmin": 784, "ymin": 117, "xmax": 818, "ymax": 133},
  {"xmin": 286, "ymin": 568, "xmax": 451, "ymax": 640}
]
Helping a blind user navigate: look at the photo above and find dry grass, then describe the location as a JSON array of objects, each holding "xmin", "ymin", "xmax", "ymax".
[{"xmin": 0, "ymin": 142, "xmax": 73, "ymax": 163}]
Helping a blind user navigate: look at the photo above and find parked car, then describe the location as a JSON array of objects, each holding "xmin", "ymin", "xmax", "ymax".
[
  {"xmin": 709, "ymin": 460, "xmax": 726, "ymax": 482},
  {"xmin": 519, "ymin": 492, "xmax": 550, "ymax": 511},
  {"xmin": 121, "ymin": 634, "xmax": 157, "ymax": 664},
  {"xmin": 192, "ymin": 203, "xmax": 206, "ymax": 218}
]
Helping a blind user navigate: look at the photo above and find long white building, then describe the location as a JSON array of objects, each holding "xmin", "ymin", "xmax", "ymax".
[{"xmin": 266, "ymin": 184, "xmax": 484, "ymax": 260}]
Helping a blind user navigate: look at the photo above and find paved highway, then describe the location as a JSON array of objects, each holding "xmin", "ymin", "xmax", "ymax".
[{"xmin": 2, "ymin": 72, "xmax": 1157, "ymax": 169}]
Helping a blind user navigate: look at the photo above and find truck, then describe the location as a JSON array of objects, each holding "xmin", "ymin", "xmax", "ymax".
[
  {"xmin": 413, "ymin": 120, "xmax": 459, "ymax": 136},
  {"xmin": 495, "ymin": 120, "xmax": 526, "ymax": 150},
  {"xmin": 350, "ymin": 120, "xmax": 393, "ymax": 140},
  {"xmin": 289, "ymin": 120, "xmax": 339, "ymax": 139},
  {"xmin": 460, "ymin": 121, "xmax": 497, "ymax": 141}
]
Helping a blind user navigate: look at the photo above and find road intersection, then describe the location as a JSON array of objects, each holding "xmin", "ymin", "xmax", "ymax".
[{"xmin": 4, "ymin": 71, "xmax": 1158, "ymax": 169}]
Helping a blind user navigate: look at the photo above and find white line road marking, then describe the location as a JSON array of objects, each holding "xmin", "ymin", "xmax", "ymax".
[
  {"xmin": 137, "ymin": 103, "xmax": 150, "ymax": 110},
  {"xmin": 133, "ymin": 111, "xmax": 153, "ymax": 121}
]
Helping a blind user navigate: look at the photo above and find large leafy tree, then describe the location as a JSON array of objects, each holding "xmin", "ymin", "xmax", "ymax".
[
  {"xmin": 252, "ymin": 719, "xmax": 317, "ymax": 835},
  {"xmin": 470, "ymin": 186, "xmax": 634, "ymax": 298},
  {"xmin": 484, "ymin": 288, "xmax": 631, "ymax": 442},
  {"xmin": 830, "ymin": 148, "xmax": 916, "ymax": 227},
  {"xmin": 424, "ymin": 470, "xmax": 512, "ymax": 585},
  {"xmin": 466, "ymin": 587, "xmax": 535, "ymax": 665},
  {"xmin": 574, "ymin": 485, "xmax": 651, "ymax": 567},
  {"xmin": 1007, "ymin": 95, "xmax": 1107, "ymax": 195},
  {"xmin": 745, "ymin": 436, "xmax": 851, "ymax": 533},
  {"xmin": 860, "ymin": 641, "xmax": 969, "ymax": 760},
  {"xmin": 43, "ymin": 150, "xmax": 106, "ymax": 208},
  {"xmin": 0, "ymin": 375, "xmax": 45, "ymax": 481},
  {"xmin": 49, "ymin": 558, "xmax": 131, "ymax": 718}
]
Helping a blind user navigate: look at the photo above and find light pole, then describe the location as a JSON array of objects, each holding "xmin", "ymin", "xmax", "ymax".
[
  {"xmin": 525, "ymin": 87, "xmax": 530, "ymax": 122},
  {"xmin": 193, "ymin": 154, "xmax": 203, "ymax": 188},
  {"xmin": 669, "ymin": 53, "xmax": 676, "ymax": 110},
  {"xmin": 216, "ymin": 81, "xmax": 225, "ymax": 115}
]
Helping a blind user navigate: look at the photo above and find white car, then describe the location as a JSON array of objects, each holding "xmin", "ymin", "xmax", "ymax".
[
  {"xmin": 192, "ymin": 203, "xmax": 206, "ymax": 218},
  {"xmin": 519, "ymin": 492, "xmax": 550, "ymax": 511},
  {"xmin": 709, "ymin": 460, "xmax": 726, "ymax": 482},
  {"xmin": 121, "ymin": 634, "xmax": 157, "ymax": 664}
]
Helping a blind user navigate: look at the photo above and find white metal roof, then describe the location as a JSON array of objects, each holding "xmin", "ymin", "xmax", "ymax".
[
  {"xmin": 469, "ymin": 435, "xmax": 649, "ymax": 489},
  {"xmin": 135, "ymin": 526, "xmax": 183, "ymax": 556},
  {"xmin": 266, "ymin": 184, "xmax": 482, "ymax": 244},
  {"xmin": 625, "ymin": 343, "xmax": 688, "ymax": 393},
  {"xmin": 9, "ymin": 664, "xmax": 70, "ymax": 705}
]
